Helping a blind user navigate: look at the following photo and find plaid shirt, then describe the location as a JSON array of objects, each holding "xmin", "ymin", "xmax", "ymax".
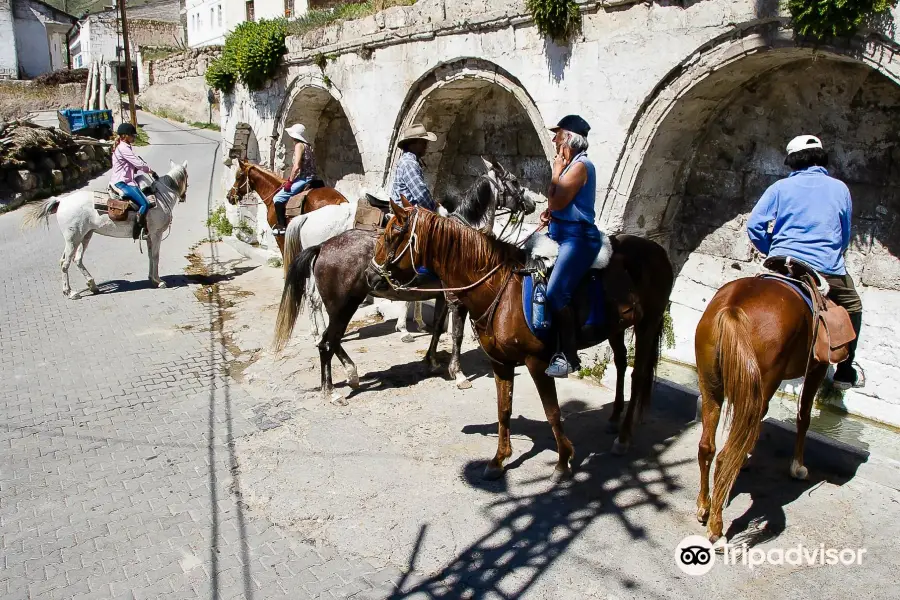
[{"xmin": 390, "ymin": 151, "xmax": 436, "ymax": 210}]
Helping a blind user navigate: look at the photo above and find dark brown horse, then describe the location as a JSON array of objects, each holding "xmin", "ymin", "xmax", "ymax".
[
  {"xmin": 225, "ymin": 158, "xmax": 348, "ymax": 257},
  {"xmin": 694, "ymin": 276, "xmax": 841, "ymax": 543},
  {"xmin": 372, "ymin": 202, "xmax": 674, "ymax": 480}
]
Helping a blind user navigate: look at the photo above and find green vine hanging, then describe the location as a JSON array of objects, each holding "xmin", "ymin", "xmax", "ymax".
[
  {"xmin": 526, "ymin": 0, "xmax": 582, "ymax": 43},
  {"xmin": 206, "ymin": 19, "xmax": 287, "ymax": 92},
  {"xmin": 787, "ymin": 0, "xmax": 898, "ymax": 40}
]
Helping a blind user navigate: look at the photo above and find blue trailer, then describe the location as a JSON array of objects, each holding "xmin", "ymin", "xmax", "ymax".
[{"xmin": 57, "ymin": 109, "xmax": 114, "ymax": 139}]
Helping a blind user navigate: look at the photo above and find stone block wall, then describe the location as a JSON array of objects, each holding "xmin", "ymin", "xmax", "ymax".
[{"xmin": 145, "ymin": 46, "xmax": 222, "ymax": 86}]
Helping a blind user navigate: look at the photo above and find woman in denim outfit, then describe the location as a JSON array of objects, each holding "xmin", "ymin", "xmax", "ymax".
[{"xmin": 541, "ymin": 115, "xmax": 604, "ymax": 378}]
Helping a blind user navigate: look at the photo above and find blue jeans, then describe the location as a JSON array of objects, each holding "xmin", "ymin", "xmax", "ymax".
[
  {"xmin": 273, "ymin": 178, "xmax": 310, "ymax": 204},
  {"xmin": 545, "ymin": 220, "xmax": 603, "ymax": 313},
  {"xmin": 115, "ymin": 182, "xmax": 150, "ymax": 215}
]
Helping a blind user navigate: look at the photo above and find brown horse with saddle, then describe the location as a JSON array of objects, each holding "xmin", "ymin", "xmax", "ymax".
[
  {"xmin": 373, "ymin": 199, "xmax": 675, "ymax": 480},
  {"xmin": 225, "ymin": 158, "xmax": 349, "ymax": 256}
]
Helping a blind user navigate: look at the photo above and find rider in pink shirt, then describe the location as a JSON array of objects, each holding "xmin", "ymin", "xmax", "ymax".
[{"xmin": 111, "ymin": 122, "xmax": 156, "ymax": 239}]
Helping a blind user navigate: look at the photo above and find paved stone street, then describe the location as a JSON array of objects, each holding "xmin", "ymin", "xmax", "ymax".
[
  {"xmin": 2, "ymin": 113, "xmax": 900, "ymax": 600},
  {"xmin": 0, "ymin": 113, "xmax": 386, "ymax": 599}
]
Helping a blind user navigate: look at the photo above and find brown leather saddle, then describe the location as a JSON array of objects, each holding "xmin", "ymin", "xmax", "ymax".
[
  {"xmin": 761, "ymin": 256, "xmax": 856, "ymax": 365},
  {"xmin": 94, "ymin": 178, "xmax": 157, "ymax": 222},
  {"xmin": 284, "ymin": 179, "xmax": 326, "ymax": 217},
  {"xmin": 354, "ymin": 192, "xmax": 392, "ymax": 231}
]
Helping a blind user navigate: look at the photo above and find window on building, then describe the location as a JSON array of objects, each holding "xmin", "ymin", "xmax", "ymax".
[
  {"xmin": 246, "ymin": 1, "xmax": 255, "ymax": 21},
  {"xmin": 210, "ymin": 8, "xmax": 214, "ymax": 27},
  {"xmin": 217, "ymin": 5, "xmax": 222, "ymax": 28},
  {"xmin": 284, "ymin": 0, "xmax": 292, "ymax": 18}
]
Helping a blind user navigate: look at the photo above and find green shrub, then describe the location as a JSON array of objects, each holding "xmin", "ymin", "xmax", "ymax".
[
  {"xmin": 526, "ymin": 0, "xmax": 581, "ymax": 43},
  {"xmin": 207, "ymin": 19, "xmax": 287, "ymax": 92},
  {"xmin": 206, "ymin": 205, "xmax": 233, "ymax": 236},
  {"xmin": 787, "ymin": 0, "xmax": 898, "ymax": 40}
]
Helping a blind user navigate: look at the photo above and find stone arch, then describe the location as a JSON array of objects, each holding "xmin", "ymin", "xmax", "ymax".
[
  {"xmin": 271, "ymin": 75, "xmax": 365, "ymax": 199},
  {"xmin": 603, "ymin": 22, "xmax": 900, "ymax": 420},
  {"xmin": 386, "ymin": 58, "xmax": 553, "ymax": 208},
  {"xmin": 228, "ymin": 122, "xmax": 261, "ymax": 164},
  {"xmin": 601, "ymin": 23, "xmax": 900, "ymax": 241}
]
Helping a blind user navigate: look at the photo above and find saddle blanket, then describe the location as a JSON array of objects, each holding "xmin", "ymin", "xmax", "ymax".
[
  {"xmin": 760, "ymin": 274, "xmax": 813, "ymax": 312},
  {"xmin": 522, "ymin": 272, "xmax": 606, "ymax": 339}
]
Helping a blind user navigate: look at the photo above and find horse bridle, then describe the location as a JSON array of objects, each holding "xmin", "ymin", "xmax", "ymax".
[{"xmin": 371, "ymin": 207, "xmax": 424, "ymax": 290}]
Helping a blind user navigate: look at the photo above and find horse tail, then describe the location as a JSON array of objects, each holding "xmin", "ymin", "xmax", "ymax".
[
  {"xmin": 273, "ymin": 244, "xmax": 321, "ymax": 353},
  {"xmin": 21, "ymin": 197, "xmax": 60, "ymax": 230},
  {"xmin": 710, "ymin": 306, "xmax": 765, "ymax": 510},
  {"xmin": 282, "ymin": 212, "xmax": 309, "ymax": 271}
]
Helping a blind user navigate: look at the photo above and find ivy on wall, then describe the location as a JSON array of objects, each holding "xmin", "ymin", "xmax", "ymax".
[
  {"xmin": 206, "ymin": 19, "xmax": 288, "ymax": 92},
  {"xmin": 526, "ymin": 0, "xmax": 582, "ymax": 43},
  {"xmin": 788, "ymin": 0, "xmax": 898, "ymax": 40}
]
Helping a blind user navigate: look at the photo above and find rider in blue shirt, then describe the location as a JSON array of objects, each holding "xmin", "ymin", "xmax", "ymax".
[
  {"xmin": 747, "ymin": 135, "xmax": 863, "ymax": 389},
  {"xmin": 542, "ymin": 115, "xmax": 604, "ymax": 378}
]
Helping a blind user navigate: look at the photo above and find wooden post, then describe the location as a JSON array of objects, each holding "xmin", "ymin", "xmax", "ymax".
[
  {"xmin": 118, "ymin": 0, "xmax": 138, "ymax": 126},
  {"xmin": 83, "ymin": 61, "xmax": 94, "ymax": 110},
  {"xmin": 99, "ymin": 59, "xmax": 108, "ymax": 110}
]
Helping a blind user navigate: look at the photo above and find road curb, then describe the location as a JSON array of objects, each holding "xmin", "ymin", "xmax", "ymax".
[
  {"xmin": 222, "ymin": 235, "xmax": 278, "ymax": 266},
  {"xmin": 651, "ymin": 378, "xmax": 870, "ymax": 479}
]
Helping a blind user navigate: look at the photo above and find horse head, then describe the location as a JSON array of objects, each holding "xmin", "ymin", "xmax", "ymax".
[
  {"xmin": 156, "ymin": 160, "xmax": 189, "ymax": 203},
  {"xmin": 226, "ymin": 158, "xmax": 250, "ymax": 205},
  {"xmin": 481, "ymin": 156, "xmax": 536, "ymax": 216},
  {"xmin": 374, "ymin": 196, "xmax": 418, "ymax": 279}
]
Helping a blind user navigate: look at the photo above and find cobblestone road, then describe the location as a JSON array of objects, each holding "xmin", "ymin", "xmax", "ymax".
[{"xmin": 0, "ymin": 114, "xmax": 393, "ymax": 599}]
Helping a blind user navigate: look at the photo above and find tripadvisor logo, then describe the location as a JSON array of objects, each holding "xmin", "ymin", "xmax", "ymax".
[{"xmin": 675, "ymin": 536, "xmax": 867, "ymax": 575}]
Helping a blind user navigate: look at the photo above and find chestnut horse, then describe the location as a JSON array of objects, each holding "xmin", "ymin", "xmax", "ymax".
[
  {"xmin": 694, "ymin": 276, "xmax": 833, "ymax": 543},
  {"xmin": 373, "ymin": 203, "xmax": 674, "ymax": 480},
  {"xmin": 225, "ymin": 158, "xmax": 348, "ymax": 257}
]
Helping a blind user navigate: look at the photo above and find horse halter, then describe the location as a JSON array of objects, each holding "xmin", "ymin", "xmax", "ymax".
[{"xmin": 371, "ymin": 207, "xmax": 424, "ymax": 290}]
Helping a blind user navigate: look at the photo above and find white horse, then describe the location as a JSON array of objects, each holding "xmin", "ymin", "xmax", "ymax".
[{"xmin": 24, "ymin": 161, "xmax": 189, "ymax": 298}]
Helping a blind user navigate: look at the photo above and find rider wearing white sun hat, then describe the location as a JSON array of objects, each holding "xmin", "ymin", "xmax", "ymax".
[{"xmin": 273, "ymin": 123, "xmax": 318, "ymax": 235}]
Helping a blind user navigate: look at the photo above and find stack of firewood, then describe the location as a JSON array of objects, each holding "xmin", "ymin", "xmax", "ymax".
[{"xmin": 82, "ymin": 60, "xmax": 109, "ymax": 111}]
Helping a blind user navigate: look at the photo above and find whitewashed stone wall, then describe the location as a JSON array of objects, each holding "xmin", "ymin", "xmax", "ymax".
[
  {"xmin": 0, "ymin": 0, "xmax": 19, "ymax": 79},
  {"xmin": 145, "ymin": 46, "xmax": 222, "ymax": 85},
  {"xmin": 220, "ymin": 0, "xmax": 900, "ymax": 426}
]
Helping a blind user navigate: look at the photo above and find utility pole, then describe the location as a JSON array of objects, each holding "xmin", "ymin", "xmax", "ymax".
[{"xmin": 117, "ymin": 0, "xmax": 137, "ymax": 126}]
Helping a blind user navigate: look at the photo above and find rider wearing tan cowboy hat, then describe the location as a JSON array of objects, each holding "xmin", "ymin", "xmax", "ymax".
[
  {"xmin": 273, "ymin": 123, "xmax": 318, "ymax": 235},
  {"xmin": 390, "ymin": 123, "xmax": 438, "ymax": 212}
]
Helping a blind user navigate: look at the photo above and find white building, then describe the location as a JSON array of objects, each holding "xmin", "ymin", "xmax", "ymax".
[
  {"xmin": 202, "ymin": 0, "xmax": 308, "ymax": 49},
  {"xmin": 0, "ymin": 0, "xmax": 76, "ymax": 79}
]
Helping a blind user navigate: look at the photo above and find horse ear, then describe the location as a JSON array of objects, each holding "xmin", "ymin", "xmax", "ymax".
[
  {"xmin": 400, "ymin": 195, "xmax": 412, "ymax": 209},
  {"xmin": 182, "ymin": 160, "xmax": 188, "ymax": 170},
  {"xmin": 169, "ymin": 159, "xmax": 176, "ymax": 169},
  {"xmin": 480, "ymin": 155, "xmax": 493, "ymax": 172},
  {"xmin": 390, "ymin": 199, "xmax": 403, "ymax": 217}
]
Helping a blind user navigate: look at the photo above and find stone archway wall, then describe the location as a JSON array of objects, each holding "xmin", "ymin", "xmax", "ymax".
[
  {"xmin": 386, "ymin": 58, "xmax": 553, "ymax": 218},
  {"xmin": 273, "ymin": 81, "xmax": 365, "ymax": 201},
  {"xmin": 224, "ymin": 122, "xmax": 266, "ymax": 245},
  {"xmin": 606, "ymin": 26, "xmax": 900, "ymax": 425}
]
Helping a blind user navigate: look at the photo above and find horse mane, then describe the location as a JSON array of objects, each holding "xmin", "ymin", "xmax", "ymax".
[
  {"xmin": 452, "ymin": 176, "xmax": 495, "ymax": 226},
  {"xmin": 246, "ymin": 162, "xmax": 281, "ymax": 182},
  {"xmin": 417, "ymin": 209, "xmax": 524, "ymax": 274}
]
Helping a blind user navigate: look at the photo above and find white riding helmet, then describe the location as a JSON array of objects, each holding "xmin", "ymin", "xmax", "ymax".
[{"xmin": 786, "ymin": 135, "xmax": 823, "ymax": 155}]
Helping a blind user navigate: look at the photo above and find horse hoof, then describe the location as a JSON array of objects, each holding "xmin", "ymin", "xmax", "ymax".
[
  {"xmin": 482, "ymin": 464, "xmax": 504, "ymax": 480},
  {"xmin": 552, "ymin": 466, "xmax": 573, "ymax": 482},
  {"xmin": 347, "ymin": 375, "xmax": 360, "ymax": 390},
  {"xmin": 611, "ymin": 439, "xmax": 629, "ymax": 456},
  {"xmin": 329, "ymin": 392, "xmax": 348, "ymax": 406},
  {"xmin": 696, "ymin": 506, "xmax": 710, "ymax": 524},
  {"xmin": 790, "ymin": 460, "xmax": 809, "ymax": 480},
  {"xmin": 605, "ymin": 421, "xmax": 619, "ymax": 434},
  {"xmin": 456, "ymin": 378, "xmax": 473, "ymax": 390},
  {"xmin": 156, "ymin": 281, "xmax": 167, "ymax": 289},
  {"xmin": 401, "ymin": 334, "xmax": 415, "ymax": 343},
  {"xmin": 68, "ymin": 291, "xmax": 78, "ymax": 300},
  {"xmin": 88, "ymin": 281, "xmax": 100, "ymax": 294}
]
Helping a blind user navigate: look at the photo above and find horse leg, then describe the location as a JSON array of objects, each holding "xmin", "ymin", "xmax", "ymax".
[
  {"xmin": 396, "ymin": 301, "xmax": 415, "ymax": 343},
  {"xmin": 147, "ymin": 231, "xmax": 165, "ymax": 288},
  {"xmin": 526, "ymin": 356, "xmax": 575, "ymax": 480},
  {"xmin": 334, "ymin": 344, "xmax": 359, "ymax": 390},
  {"xmin": 696, "ymin": 380, "xmax": 723, "ymax": 525},
  {"xmin": 791, "ymin": 364, "xmax": 827, "ymax": 480},
  {"xmin": 606, "ymin": 330, "xmax": 628, "ymax": 433},
  {"xmin": 319, "ymin": 302, "xmax": 360, "ymax": 404},
  {"xmin": 448, "ymin": 304, "xmax": 471, "ymax": 390},
  {"xmin": 60, "ymin": 238, "xmax": 77, "ymax": 299},
  {"xmin": 73, "ymin": 231, "xmax": 100, "ymax": 294},
  {"xmin": 483, "ymin": 362, "xmax": 516, "ymax": 480},
  {"xmin": 413, "ymin": 300, "xmax": 426, "ymax": 332},
  {"xmin": 424, "ymin": 295, "xmax": 447, "ymax": 374},
  {"xmin": 612, "ymin": 320, "xmax": 660, "ymax": 455}
]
